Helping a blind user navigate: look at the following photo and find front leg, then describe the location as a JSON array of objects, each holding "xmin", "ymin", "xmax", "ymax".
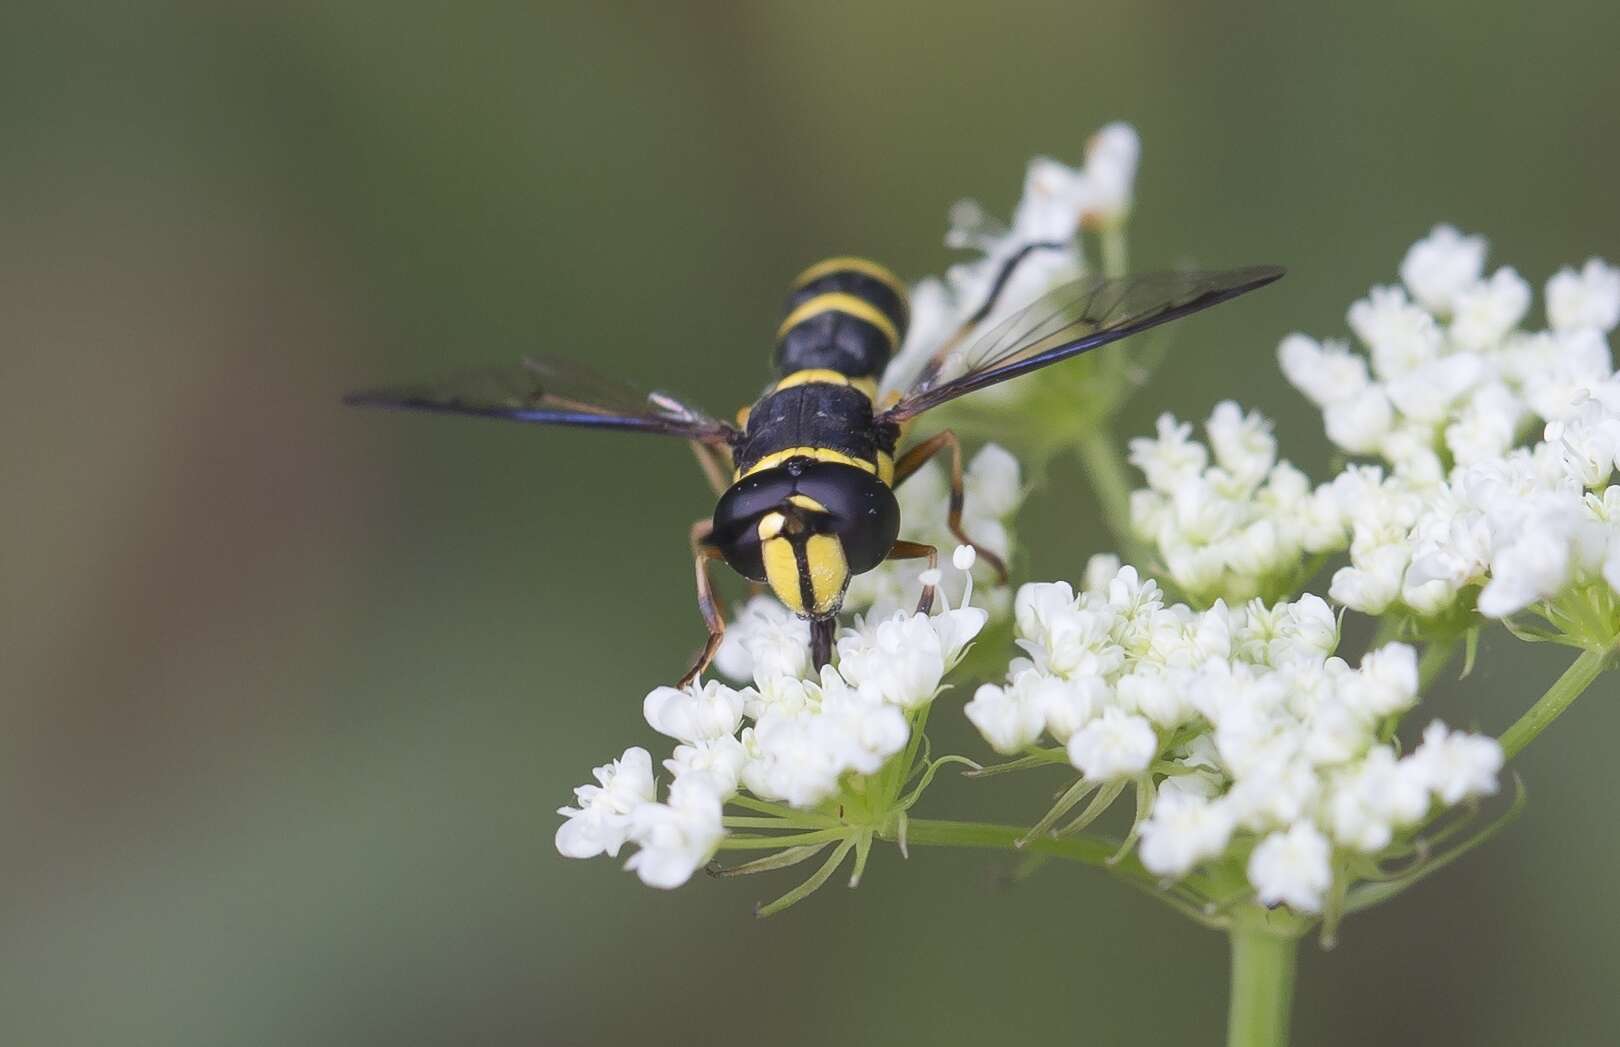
[
  {"xmin": 886, "ymin": 540, "xmax": 939, "ymax": 615},
  {"xmin": 678, "ymin": 518, "xmax": 728, "ymax": 688},
  {"xmin": 689, "ymin": 440, "xmax": 733, "ymax": 497},
  {"xmin": 893, "ymin": 429, "xmax": 1009, "ymax": 581}
]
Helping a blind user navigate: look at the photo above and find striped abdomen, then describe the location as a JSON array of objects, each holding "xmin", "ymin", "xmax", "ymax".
[{"xmin": 775, "ymin": 257, "xmax": 910, "ymax": 381}]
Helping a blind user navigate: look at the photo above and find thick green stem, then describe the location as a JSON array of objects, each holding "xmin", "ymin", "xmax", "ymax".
[
  {"xmin": 1076, "ymin": 428, "xmax": 1151, "ymax": 565},
  {"xmin": 1227, "ymin": 911, "xmax": 1301, "ymax": 1047},
  {"xmin": 1498, "ymin": 646, "xmax": 1611, "ymax": 759}
]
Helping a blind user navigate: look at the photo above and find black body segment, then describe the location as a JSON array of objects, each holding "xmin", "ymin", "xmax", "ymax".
[
  {"xmin": 730, "ymin": 381, "xmax": 896, "ymax": 477},
  {"xmin": 786, "ymin": 259, "xmax": 910, "ymax": 334},
  {"xmin": 775, "ymin": 257, "xmax": 910, "ymax": 379}
]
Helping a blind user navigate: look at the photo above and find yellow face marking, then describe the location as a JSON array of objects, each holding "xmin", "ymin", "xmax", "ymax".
[
  {"xmin": 791, "ymin": 257, "xmax": 910, "ymax": 307},
  {"xmin": 803, "ymin": 534, "xmax": 849, "ymax": 615},
  {"xmin": 776, "ymin": 293, "xmax": 900, "ymax": 349},
  {"xmin": 762, "ymin": 536, "xmax": 804, "ymax": 614},
  {"xmin": 788, "ymin": 494, "xmax": 827, "ymax": 513},
  {"xmin": 757, "ymin": 512, "xmax": 786, "ymax": 541},
  {"xmin": 737, "ymin": 446, "xmax": 880, "ymax": 481}
]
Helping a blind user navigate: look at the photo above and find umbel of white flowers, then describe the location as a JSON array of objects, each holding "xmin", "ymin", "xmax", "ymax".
[
  {"xmin": 556, "ymin": 548, "xmax": 990, "ymax": 889},
  {"xmin": 1130, "ymin": 227, "xmax": 1620, "ymax": 629},
  {"xmin": 555, "ymin": 440, "xmax": 1024, "ymax": 889},
  {"xmin": 963, "ymin": 563, "xmax": 1502, "ymax": 912}
]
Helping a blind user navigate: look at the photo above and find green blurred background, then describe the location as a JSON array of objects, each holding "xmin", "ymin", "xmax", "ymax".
[{"xmin": 5, "ymin": 3, "xmax": 1618, "ymax": 1044}]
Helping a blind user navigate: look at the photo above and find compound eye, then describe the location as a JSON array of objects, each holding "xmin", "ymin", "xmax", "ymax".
[{"xmin": 793, "ymin": 462, "xmax": 900, "ymax": 575}]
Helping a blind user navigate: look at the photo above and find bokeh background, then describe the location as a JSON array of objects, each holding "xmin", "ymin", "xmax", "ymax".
[{"xmin": 6, "ymin": 3, "xmax": 1619, "ymax": 1044}]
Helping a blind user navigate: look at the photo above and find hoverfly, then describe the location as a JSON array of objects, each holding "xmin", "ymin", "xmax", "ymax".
[{"xmin": 347, "ymin": 252, "xmax": 1282, "ymax": 684}]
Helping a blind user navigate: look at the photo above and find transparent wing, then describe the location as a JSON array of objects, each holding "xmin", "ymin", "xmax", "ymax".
[
  {"xmin": 344, "ymin": 355, "xmax": 735, "ymax": 444},
  {"xmin": 880, "ymin": 266, "xmax": 1284, "ymax": 423}
]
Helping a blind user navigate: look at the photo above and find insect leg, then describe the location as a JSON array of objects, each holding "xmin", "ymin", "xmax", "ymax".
[
  {"xmin": 886, "ymin": 539, "xmax": 939, "ymax": 615},
  {"xmin": 892, "ymin": 430, "xmax": 1009, "ymax": 582},
  {"xmin": 678, "ymin": 519, "xmax": 728, "ymax": 688},
  {"xmin": 689, "ymin": 440, "xmax": 732, "ymax": 496}
]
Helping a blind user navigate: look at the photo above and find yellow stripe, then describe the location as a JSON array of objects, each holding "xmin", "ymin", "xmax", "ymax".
[
  {"xmin": 770, "ymin": 369, "xmax": 877, "ymax": 400},
  {"xmin": 776, "ymin": 293, "xmax": 899, "ymax": 349},
  {"xmin": 875, "ymin": 450, "xmax": 894, "ymax": 486},
  {"xmin": 737, "ymin": 446, "xmax": 881, "ymax": 481},
  {"xmin": 773, "ymin": 368, "xmax": 851, "ymax": 391},
  {"xmin": 762, "ymin": 536, "xmax": 804, "ymax": 614},
  {"xmin": 791, "ymin": 257, "xmax": 910, "ymax": 307},
  {"xmin": 803, "ymin": 534, "xmax": 848, "ymax": 614}
]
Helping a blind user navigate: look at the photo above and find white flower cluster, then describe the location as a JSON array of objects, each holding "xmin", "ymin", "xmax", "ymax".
[
  {"xmin": 882, "ymin": 122, "xmax": 1141, "ymax": 398},
  {"xmin": 1127, "ymin": 402, "xmax": 1348, "ymax": 603},
  {"xmin": 964, "ymin": 563, "xmax": 1502, "ymax": 913},
  {"xmin": 1277, "ymin": 227, "xmax": 1620, "ymax": 620},
  {"xmin": 840, "ymin": 442, "xmax": 1023, "ymax": 620},
  {"xmin": 556, "ymin": 563, "xmax": 987, "ymax": 888}
]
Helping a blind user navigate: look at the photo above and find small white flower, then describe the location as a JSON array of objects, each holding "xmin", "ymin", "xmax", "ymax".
[
  {"xmin": 1385, "ymin": 352, "xmax": 1484, "ymax": 424},
  {"xmin": 741, "ymin": 717, "xmax": 842, "ymax": 808},
  {"xmin": 1348, "ymin": 285, "xmax": 1442, "ymax": 378},
  {"xmin": 664, "ymin": 737, "xmax": 748, "ymax": 797},
  {"xmin": 1546, "ymin": 258, "xmax": 1620, "ymax": 333},
  {"xmin": 1278, "ymin": 334, "xmax": 1370, "ymax": 407},
  {"xmin": 1066, "ymin": 709, "xmax": 1157, "ymax": 779},
  {"xmin": 1139, "ymin": 784, "xmax": 1236, "ymax": 878},
  {"xmin": 1409, "ymin": 722, "xmax": 1503, "ymax": 804},
  {"xmin": 1348, "ymin": 643, "xmax": 1419, "ymax": 718},
  {"xmin": 1083, "ymin": 553, "xmax": 1122, "ymax": 594},
  {"xmin": 1276, "ymin": 594, "xmax": 1338, "ymax": 663},
  {"xmin": 813, "ymin": 672, "xmax": 911, "ymax": 776},
  {"xmin": 1477, "ymin": 526, "xmax": 1572, "ymax": 617},
  {"xmin": 555, "ymin": 746, "xmax": 657, "ymax": 859},
  {"xmin": 1077, "ymin": 121, "xmax": 1140, "ymax": 226},
  {"xmin": 1119, "ymin": 668, "xmax": 1193, "ymax": 730},
  {"xmin": 1328, "ymin": 543, "xmax": 1410, "ymax": 615},
  {"xmin": 1325, "ymin": 746, "xmax": 1429, "ymax": 852},
  {"xmin": 1450, "ymin": 267, "xmax": 1531, "ymax": 350},
  {"xmin": 837, "ymin": 612, "xmax": 947, "ymax": 710},
  {"xmin": 1324, "ymin": 386, "xmax": 1396, "ymax": 455},
  {"xmin": 1224, "ymin": 755, "xmax": 1321, "ymax": 832},
  {"xmin": 965, "ymin": 679, "xmax": 1046, "ymax": 754},
  {"xmin": 643, "ymin": 680, "xmax": 747, "ymax": 743},
  {"xmin": 1034, "ymin": 672, "xmax": 1108, "ymax": 741},
  {"xmin": 1400, "ymin": 224, "xmax": 1487, "ymax": 315},
  {"xmin": 1129, "ymin": 414, "xmax": 1209, "ymax": 492},
  {"xmin": 713, "ymin": 596, "xmax": 810, "ymax": 687},
  {"xmin": 1248, "ymin": 822, "xmax": 1333, "ymax": 913},
  {"xmin": 1207, "ymin": 401, "xmax": 1278, "ymax": 487},
  {"xmin": 624, "ymin": 778, "xmax": 724, "ymax": 889}
]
